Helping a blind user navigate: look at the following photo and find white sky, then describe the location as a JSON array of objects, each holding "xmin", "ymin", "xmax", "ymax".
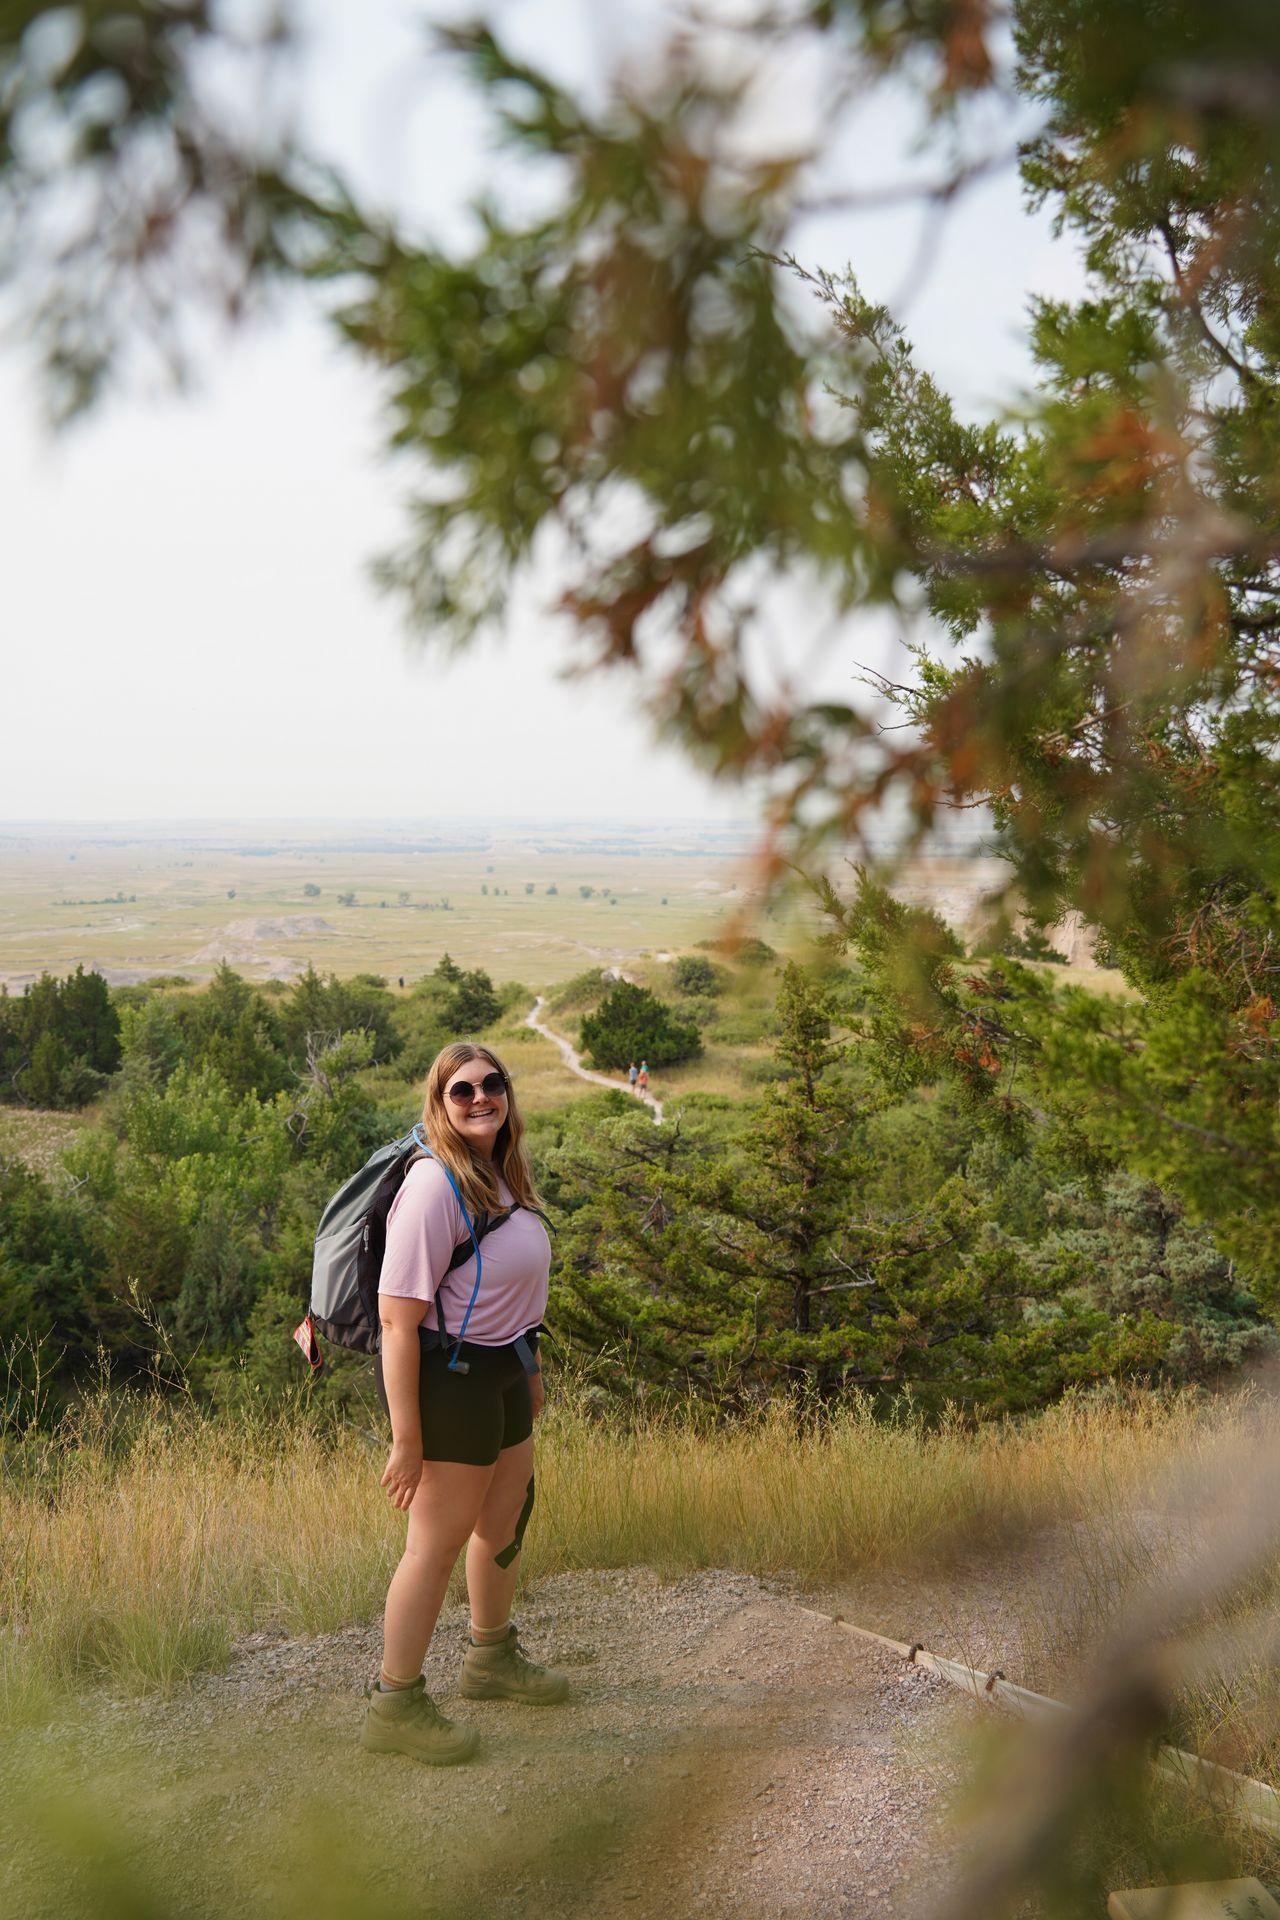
[{"xmin": 1, "ymin": 0, "xmax": 1086, "ymax": 825}]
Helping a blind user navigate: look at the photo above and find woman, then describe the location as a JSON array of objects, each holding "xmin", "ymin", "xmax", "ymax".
[{"xmin": 361, "ymin": 1040, "xmax": 568, "ymax": 1765}]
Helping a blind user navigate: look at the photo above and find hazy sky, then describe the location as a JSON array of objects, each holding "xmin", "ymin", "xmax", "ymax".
[{"xmin": 2, "ymin": 0, "xmax": 1086, "ymax": 825}]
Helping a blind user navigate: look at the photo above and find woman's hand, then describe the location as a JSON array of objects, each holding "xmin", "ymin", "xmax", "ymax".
[
  {"xmin": 529, "ymin": 1370, "xmax": 546, "ymax": 1422},
  {"xmin": 381, "ymin": 1440, "xmax": 424, "ymax": 1512}
]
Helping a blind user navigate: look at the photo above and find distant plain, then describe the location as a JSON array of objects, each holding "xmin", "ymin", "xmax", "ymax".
[{"xmin": 0, "ymin": 821, "xmax": 779, "ymax": 992}]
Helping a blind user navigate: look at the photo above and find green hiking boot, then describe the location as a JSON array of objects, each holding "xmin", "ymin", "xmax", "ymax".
[
  {"xmin": 360, "ymin": 1674, "xmax": 479, "ymax": 1765},
  {"xmin": 459, "ymin": 1626, "xmax": 570, "ymax": 1705}
]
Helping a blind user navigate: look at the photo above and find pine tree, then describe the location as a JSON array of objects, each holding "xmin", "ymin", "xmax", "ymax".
[
  {"xmin": 550, "ymin": 965, "xmax": 977, "ymax": 1402},
  {"xmin": 664, "ymin": 963, "xmax": 956, "ymax": 1394},
  {"xmin": 186, "ymin": 964, "xmax": 288, "ymax": 1099}
]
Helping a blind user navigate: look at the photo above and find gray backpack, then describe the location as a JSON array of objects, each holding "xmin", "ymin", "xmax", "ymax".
[{"xmin": 293, "ymin": 1123, "xmax": 514, "ymax": 1375}]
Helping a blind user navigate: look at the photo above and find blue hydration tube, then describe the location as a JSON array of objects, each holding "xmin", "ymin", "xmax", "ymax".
[{"xmin": 411, "ymin": 1125, "xmax": 485, "ymax": 1371}]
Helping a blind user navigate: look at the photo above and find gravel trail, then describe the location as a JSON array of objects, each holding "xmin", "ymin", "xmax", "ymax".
[
  {"xmin": 524, "ymin": 996, "xmax": 665, "ymax": 1123},
  {"xmin": 3, "ymin": 1569, "xmax": 957, "ymax": 1918}
]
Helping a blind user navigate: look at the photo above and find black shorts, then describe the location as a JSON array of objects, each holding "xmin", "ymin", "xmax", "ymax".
[{"xmin": 373, "ymin": 1332, "xmax": 538, "ymax": 1467}]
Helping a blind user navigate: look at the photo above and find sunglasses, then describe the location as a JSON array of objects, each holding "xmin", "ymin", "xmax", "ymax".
[{"xmin": 445, "ymin": 1070, "xmax": 508, "ymax": 1108}]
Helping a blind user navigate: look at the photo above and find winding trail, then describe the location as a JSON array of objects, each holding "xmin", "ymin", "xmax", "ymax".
[{"xmin": 525, "ymin": 994, "xmax": 665, "ymax": 1124}]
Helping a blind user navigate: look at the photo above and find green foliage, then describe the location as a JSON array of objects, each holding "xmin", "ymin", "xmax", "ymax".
[
  {"xmin": 386, "ymin": 965, "xmax": 512, "ymax": 1079},
  {"xmin": 446, "ymin": 967, "xmax": 501, "ymax": 1033},
  {"xmin": 579, "ymin": 983, "xmax": 702, "ymax": 1070},
  {"xmin": 0, "ymin": 1156, "xmax": 115, "ymax": 1403},
  {"xmin": 552, "ymin": 966, "xmax": 952, "ymax": 1398},
  {"xmin": 0, "ymin": 966, "xmax": 121, "ymax": 1109},
  {"xmin": 999, "ymin": 924, "xmax": 1068, "ymax": 965},
  {"xmin": 990, "ymin": 1172, "xmax": 1272, "ymax": 1387},
  {"xmin": 276, "ymin": 965, "xmax": 400, "ymax": 1067},
  {"xmin": 670, "ymin": 955, "xmax": 725, "ymax": 998},
  {"xmin": 283, "ymin": 1031, "xmax": 384, "ymax": 1182},
  {"xmin": 548, "ymin": 967, "xmax": 608, "ymax": 1016},
  {"xmin": 0, "ymin": 940, "xmax": 1262, "ymax": 1427},
  {"xmin": 836, "ymin": 872, "xmax": 1280, "ymax": 1319},
  {"xmin": 175, "ymin": 963, "xmax": 290, "ymax": 1101},
  {"xmin": 543, "ymin": 961, "xmax": 1260, "ymax": 1411},
  {"xmin": 391, "ymin": 977, "xmax": 457, "ymax": 1080},
  {"xmin": 114, "ymin": 995, "xmax": 188, "ymax": 1094}
]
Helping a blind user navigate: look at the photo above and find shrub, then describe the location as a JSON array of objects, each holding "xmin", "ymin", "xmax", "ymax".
[
  {"xmin": 452, "ymin": 971, "xmax": 500, "ymax": 1031},
  {"xmin": 671, "ymin": 955, "xmax": 724, "ymax": 997},
  {"xmin": 697, "ymin": 935, "xmax": 776, "ymax": 967},
  {"xmin": 548, "ymin": 968, "xmax": 608, "ymax": 1015},
  {"xmin": 579, "ymin": 984, "xmax": 702, "ymax": 1069}
]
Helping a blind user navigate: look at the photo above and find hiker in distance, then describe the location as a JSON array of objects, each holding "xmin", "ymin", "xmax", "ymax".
[
  {"xmin": 628, "ymin": 1059, "xmax": 639, "ymax": 1090},
  {"xmin": 362, "ymin": 1040, "xmax": 569, "ymax": 1765}
]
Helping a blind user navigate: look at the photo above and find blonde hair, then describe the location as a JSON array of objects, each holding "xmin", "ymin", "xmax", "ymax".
[{"xmin": 420, "ymin": 1041, "xmax": 543, "ymax": 1216}]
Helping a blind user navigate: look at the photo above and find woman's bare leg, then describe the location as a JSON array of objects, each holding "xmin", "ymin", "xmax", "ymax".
[
  {"xmin": 465, "ymin": 1436, "xmax": 535, "ymax": 1631},
  {"xmin": 381, "ymin": 1458, "xmax": 493, "ymax": 1679}
]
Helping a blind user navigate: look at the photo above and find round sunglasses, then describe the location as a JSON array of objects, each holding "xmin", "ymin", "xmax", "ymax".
[{"xmin": 445, "ymin": 1069, "xmax": 508, "ymax": 1108}]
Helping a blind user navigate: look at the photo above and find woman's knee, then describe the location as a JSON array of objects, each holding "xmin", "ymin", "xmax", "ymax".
[
  {"xmin": 473, "ymin": 1472, "xmax": 535, "ymax": 1558},
  {"xmin": 400, "ymin": 1530, "xmax": 470, "ymax": 1573},
  {"xmin": 404, "ymin": 1504, "xmax": 478, "ymax": 1565}
]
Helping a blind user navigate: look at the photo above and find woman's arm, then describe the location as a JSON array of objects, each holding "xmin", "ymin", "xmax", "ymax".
[{"xmin": 378, "ymin": 1293, "xmax": 428, "ymax": 1511}]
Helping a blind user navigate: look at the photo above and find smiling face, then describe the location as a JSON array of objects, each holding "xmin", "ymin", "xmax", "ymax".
[{"xmin": 442, "ymin": 1052, "xmax": 509, "ymax": 1160}]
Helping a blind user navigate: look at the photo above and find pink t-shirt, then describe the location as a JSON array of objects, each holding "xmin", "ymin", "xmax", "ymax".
[{"xmin": 377, "ymin": 1156, "xmax": 550, "ymax": 1346}]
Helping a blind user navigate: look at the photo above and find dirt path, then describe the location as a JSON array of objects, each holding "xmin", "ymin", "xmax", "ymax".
[
  {"xmin": 525, "ymin": 996, "xmax": 665, "ymax": 1124},
  {"xmin": 3, "ymin": 1570, "xmax": 957, "ymax": 1919}
]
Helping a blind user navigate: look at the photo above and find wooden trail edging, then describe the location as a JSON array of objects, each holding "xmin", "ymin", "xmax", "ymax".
[
  {"xmin": 524, "ymin": 995, "xmax": 665, "ymax": 1124},
  {"xmin": 793, "ymin": 1605, "xmax": 1280, "ymax": 1843}
]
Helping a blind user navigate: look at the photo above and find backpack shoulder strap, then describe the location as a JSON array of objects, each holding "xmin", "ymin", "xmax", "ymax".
[{"xmin": 443, "ymin": 1208, "xmax": 513, "ymax": 1274}]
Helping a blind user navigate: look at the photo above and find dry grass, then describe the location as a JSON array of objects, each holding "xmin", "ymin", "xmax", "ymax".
[
  {"xmin": 0, "ymin": 1380, "xmax": 1220, "ymax": 1715},
  {"xmin": 653, "ymin": 1038, "xmax": 773, "ymax": 1100},
  {"xmin": 0, "ymin": 1105, "xmax": 96, "ymax": 1176},
  {"xmin": 488, "ymin": 1019, "xmax": 594, "ymax": 1112},
  {"xmin": 1006, "ymin": 1437, "xmax": 1280, "ymax": 1803}
]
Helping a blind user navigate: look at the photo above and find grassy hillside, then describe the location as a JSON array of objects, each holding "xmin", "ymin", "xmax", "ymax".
[{"xmin": 0, "ymin": 1382, "xmax": 1216, "ymax": 1708}]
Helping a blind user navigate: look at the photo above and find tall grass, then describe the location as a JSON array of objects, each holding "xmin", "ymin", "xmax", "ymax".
[
  {"xmin": 1007, "ymin": 1412, "xmax": 1280, "ymax": 1803},
  {"xmin": 0, "ymin": 1376, "xmax": 1224, "ymax": 1711}
]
